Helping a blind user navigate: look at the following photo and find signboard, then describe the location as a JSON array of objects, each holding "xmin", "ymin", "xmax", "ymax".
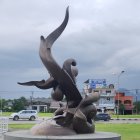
[{"xmin": 89, "ymin": 79, "xmax": 107, "ymax": 89}]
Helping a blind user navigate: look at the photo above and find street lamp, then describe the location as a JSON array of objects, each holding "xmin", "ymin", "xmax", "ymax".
[{"xmin": 117, "ymin": 70, "xmax": 125, "ymax": 119}]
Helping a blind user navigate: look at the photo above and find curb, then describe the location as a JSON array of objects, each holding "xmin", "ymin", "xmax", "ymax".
[{"xmin": 111, "ymin": 118, "xmax": 140, "ymax": 121}]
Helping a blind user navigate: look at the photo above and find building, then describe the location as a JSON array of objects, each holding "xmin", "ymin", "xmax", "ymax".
[
  {"xmin": 27, "ymin": 97, "xmax": 65, "ymax": 112},
  {"xmin": 27, "ymin": 97, "xmax": 51, "ymax": 112},
  {"xmin": 115, "ymin": 92, "xmax": 133, "ymax": 114},
  {"xmin": 84, "ymin": 79, "xmax": 116, "ymax": 113}
]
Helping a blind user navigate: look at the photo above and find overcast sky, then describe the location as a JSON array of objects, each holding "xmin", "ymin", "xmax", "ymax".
[{"xmin": 0, "ymin": 0, "xmax": 140, "ymax": 99}]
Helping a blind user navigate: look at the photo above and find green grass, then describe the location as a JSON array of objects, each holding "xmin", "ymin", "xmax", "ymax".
[
  {"xmin": 9, "ymin": 124, "xmax": 35, "ymax": 129},
  {"xmin": 1, "ymin": 112, "xmax": 53, "ymax": 117},
  {"xmin": 96, "ymin": 123, "xmax": 140, "ymax": 140},
  {"xmin": 38, "ymin": 112, "xmax": 53, "ymax": 117},
  {"xmin": 0, "ymin": 112, "xmax": 12, "ymax": 116},
  {"xmin": 111, "ymin": 115, "xmax": 140, "ymax": 118}
]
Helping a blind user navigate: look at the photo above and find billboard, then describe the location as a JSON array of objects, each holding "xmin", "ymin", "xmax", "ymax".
[{"xmin": 89, "ymin": 79, "xmax": 107, "ymax": 89}]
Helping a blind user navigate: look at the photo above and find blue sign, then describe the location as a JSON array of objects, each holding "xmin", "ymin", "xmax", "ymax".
[{"xmin": 89, "ymin": 79, "xmax": 107, "ymax": 89}]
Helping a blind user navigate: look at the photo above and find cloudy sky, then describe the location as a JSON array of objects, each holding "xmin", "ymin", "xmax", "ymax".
[{"xmin": 0, "ymin": 0, "xmax": 140, "ymax": 99}]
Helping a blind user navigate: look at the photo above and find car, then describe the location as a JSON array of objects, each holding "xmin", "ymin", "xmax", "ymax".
[
  {"xmin": 95, "ymin": 113, "xmax": 111, "ymax": 121},
  {"xmin": 10, "ymin": 110, "xmax": 38, "ymax": 121}
]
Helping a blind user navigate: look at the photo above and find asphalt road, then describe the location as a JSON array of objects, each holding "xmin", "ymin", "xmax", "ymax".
[
  {"xmin": 8, "ymin": 117, "xmax": 140, "ymax": 124},
  {"xmin": 8, "ymin": 117, "xmax": 49, "ymax": 124},
  {"xmin": 96, "ymin": 119, "xmax": 140, "ymax": 124}
]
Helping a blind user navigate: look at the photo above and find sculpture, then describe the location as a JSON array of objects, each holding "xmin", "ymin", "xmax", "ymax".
[{"xmin": 18, "ymin": 7, "xmax": 100, "ymax": 135}]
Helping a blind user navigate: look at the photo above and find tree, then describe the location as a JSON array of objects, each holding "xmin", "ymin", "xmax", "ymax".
[
  {"xmin": 19, "ymin": 96, "xmax": 28, "ymax": 106},
  {"xmin": 133, "ymin": 101, "xmax": 140, "ymax": 114},
  {"xmin": 0, "ymin": 98, "xmax": 6, "ymax": 111},
  {"xmin": 119, "ymin": 103, "xmax": 125, "ymax": 115},
  {"xmin": 12, "ymin": 97, "xmax": 28, "ymax": 112}
]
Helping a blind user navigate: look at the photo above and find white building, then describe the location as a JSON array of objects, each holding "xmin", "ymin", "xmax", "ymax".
[{"xmin": 84, "ymin": 79, "xmax": 115, "ymax": 113}]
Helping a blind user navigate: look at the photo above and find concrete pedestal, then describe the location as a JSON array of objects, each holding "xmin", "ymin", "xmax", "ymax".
[{"xmin": 4, "ymin": 130, "xmax": 121, "ymax": 140}]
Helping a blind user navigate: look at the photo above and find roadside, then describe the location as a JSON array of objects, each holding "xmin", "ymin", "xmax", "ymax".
[
  {"xmin": 111, "ymin": 118, "xmax": 140, "ymax": 120},
  {"xmin": 96, "ymin": 119, "xmax": 140, "ymax": 124},
  {"xmin": 7, "ymin": 117, "xmax": 140, "ymax": 124}
]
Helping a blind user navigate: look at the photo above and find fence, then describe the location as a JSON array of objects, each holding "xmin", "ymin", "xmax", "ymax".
[{"xmin": 0, "ymin": 117, "xmax": 8, "ymax": 134}]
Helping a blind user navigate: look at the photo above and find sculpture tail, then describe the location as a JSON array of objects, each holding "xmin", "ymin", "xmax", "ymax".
[{"xmin": 43, "ymin": 6, "xmax": 69, "ymax": 47}]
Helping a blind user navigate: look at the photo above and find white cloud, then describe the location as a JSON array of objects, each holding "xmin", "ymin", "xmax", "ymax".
[
  {"xmin": 0, "ymin": 0, "xmax": 140, "ymax": 98},
  {"xmin": 20, "ymin": 67, "xmax": 48, "ymax": 79}
]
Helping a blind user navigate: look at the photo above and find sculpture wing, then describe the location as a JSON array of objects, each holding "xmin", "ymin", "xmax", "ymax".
[
  {"xmin": 18, "ymin": 77, "xmax": 58, "ymax": 90},
  {"xmin": 18, "ymin": 80, "xmax": 45, "ymax": 86},
  {"xmin": 39, "ymin": 7, "xmax": 82, "ymax": 107}
]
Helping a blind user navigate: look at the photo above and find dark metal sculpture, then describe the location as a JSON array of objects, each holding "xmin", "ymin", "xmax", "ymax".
[{"xmin": 18, "ymin": 7, "xmax": 100, "ymax": 134}]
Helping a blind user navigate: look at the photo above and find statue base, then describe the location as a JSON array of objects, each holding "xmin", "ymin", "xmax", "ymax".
[{"xmin": 4, "ymin": 130, "xmax": 121, "ymax": 140}]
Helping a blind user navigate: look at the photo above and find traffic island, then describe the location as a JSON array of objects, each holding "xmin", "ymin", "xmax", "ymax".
[{"xmin": 4, "ymin": 130, "xmax": 121, "ymax": 140}]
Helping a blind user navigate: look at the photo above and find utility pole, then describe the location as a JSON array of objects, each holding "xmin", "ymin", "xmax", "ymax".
[
  {"xmin": 30, "ymin": 91, "xmax": 34, "ymax": 109},
  {"xmin": 117, "ymin": 70, "xmax": 125, "ymax": 119},
  {"xmin": 135, "ymin": 89, "xmax": 138, "ymax": 114}
]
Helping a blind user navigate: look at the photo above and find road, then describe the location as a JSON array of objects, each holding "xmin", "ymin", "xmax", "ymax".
[
  {"xmin": 7, "ymin": 117, "xmax": 140, "ymax": 124},
  {"xmin": 95, "ymin": 118, "xmax": 140, "ymax": 124},
  {"xmin": 8, "ymin": 117, "xmax": 49, "ymax": 124}
]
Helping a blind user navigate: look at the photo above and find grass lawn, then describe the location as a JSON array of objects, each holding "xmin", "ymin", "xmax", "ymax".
[
  {"xmin": 0, "ymin": 112, "xmax": 13, "ymax": 116},
  {"xmin": 9, "ymin": 123, "xmax": 140, "ymax": 140},
  {"xmin": 96, "ymin": 123, "xmax": 140, "ymax": 140},
  {"xmin": 38, "ymin": 112, "xmax": 53, "ymax": 117},
  {"xmin": 111, "ymin": 115, "xmax": 140, "ymax": 118},
  {"xmin": 9, "ymin": 124, "xmax": 35, "ymax": 130},
  {"xmin": 1, "ymin": 112, "xmax": 54, "ymax": 117}
]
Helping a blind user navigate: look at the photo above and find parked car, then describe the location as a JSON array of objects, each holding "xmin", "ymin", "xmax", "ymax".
[
  {"xmin": 10, "ymin": 110, "xmax": 38, "ymax": 121},
  {"xmin": 95, "ymin": 113, "xmax": 111, "ymax": 121}
]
